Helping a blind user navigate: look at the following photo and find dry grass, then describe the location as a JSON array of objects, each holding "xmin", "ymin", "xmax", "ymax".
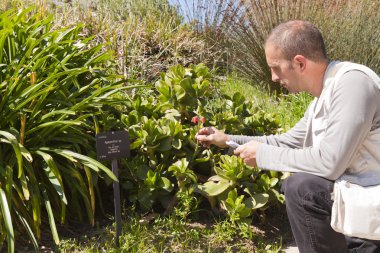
[
  {"xmin": 1, "ymin": 0, "xmax": 220, "ymax": 82},
  {"xmin": 172, "ymin": 0, "xmax": 380, "ymax": 92}
]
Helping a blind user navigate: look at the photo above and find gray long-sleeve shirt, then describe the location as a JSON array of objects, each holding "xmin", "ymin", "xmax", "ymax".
[{"xmin": 229, "ymin": 68, "xmax": 380, "ymax": 181}]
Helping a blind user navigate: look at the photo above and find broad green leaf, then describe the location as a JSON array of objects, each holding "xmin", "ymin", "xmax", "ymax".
[
  {"xmin": 159, "ymin": 177, "xmax": 173, "ymax": 192},
  {"xmin": 269, "ymin": 171, "xmax": 278, "ymax": 178},
  {"xmin": 270, "ymin": 178, "xmax": 279, "ymax": 187},
  {"xmin": 173, "ymin": 84, "xmax": 186, "ymax": 100},
  {"xmin": 84, "ymin": 50, "xmax": 110, "ymax": 66},
  {"xmin": 155, "ymin": 138, "xmax": 172, "ymax": 152},
  {"xmin": 196, "ymin": 177, "xmax": 230, "ymax": 197},
  {"xmin": 136, "ymin": 165, "xmax": 149, "ymax": 180},
  {"xmin": 244, "ymin": 193, "xmax": 269, "ymax": 210},
  {"xmin": 155, "ymin": 80, "xmax": 171, "ymax": 100},
  {"xmin": 54, "ymin": 25, "xmax": 79, "ymax": 44},
  {"xmin": 44, "ymin": 167, "xmax": 67, "ymax": 205}
]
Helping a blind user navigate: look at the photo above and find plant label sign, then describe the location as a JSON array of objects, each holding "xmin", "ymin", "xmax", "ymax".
[{"xmin": 96, "ymin": 131, "xmax": 130, "ymax": 161}]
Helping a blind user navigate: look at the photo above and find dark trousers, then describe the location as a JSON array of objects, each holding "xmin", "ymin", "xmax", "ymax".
[{"xmin": 281, "ymin": 173, "xmax": 380, "ymax": 253}]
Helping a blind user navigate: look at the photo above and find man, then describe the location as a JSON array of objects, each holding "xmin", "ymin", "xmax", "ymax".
[{"xmin": 196, "ymin": 20, "xmax": 380, "ymax": 253}]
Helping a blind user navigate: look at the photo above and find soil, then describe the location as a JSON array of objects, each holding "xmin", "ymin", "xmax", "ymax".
[{"xmin": 253, "ymin": 204, "xmax": 295, "ymax": 247}]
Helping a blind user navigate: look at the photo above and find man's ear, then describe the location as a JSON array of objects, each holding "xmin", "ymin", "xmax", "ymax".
[{"xmin": 293, "ymin": 55, "xmax": 306, "ymax": 71}]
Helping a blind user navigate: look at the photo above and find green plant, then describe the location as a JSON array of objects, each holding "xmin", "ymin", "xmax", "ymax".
[
  {"xmin": 2, "ymin": 0, "xmax": 219, "ymax": 83},
  {"xmin": 169, "ymin": 158, "xmax": 197, "ymax": 190},
  {"xmin": 0, "ymin": 8, "xmax": 138, "ymax": 251},
  {"xmin": 178, "ymin": 0, "xmax": 380, "ymax": 93},
  {"xmin": 196, "ymin": 155, "xmax": 275, "ymax": 223},
  {"xmin": 58, "ymin": 210, "xmax": 267, "ymax": 252},
  {"xmin": 119, "ymin": 64, "xmax": 284, "ymax": 220},
  {"xmin": 221, "ymin": 189, "xmax": 252, "ymax": 224},
  {"xmin": 155, "ymin": 63, "xmax": 212, "ymax": 122}
]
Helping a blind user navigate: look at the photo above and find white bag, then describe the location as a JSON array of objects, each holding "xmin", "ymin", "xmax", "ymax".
[{"xmin": 331, "ymin": 180, "xmax": 380, "ymax": 240}]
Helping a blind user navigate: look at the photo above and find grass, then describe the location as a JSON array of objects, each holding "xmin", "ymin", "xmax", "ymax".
[
  {"xmin": 1, "ymin": 0, "xmax": 217, "ymax": 83},
  {"xmin": 173, "ymin": 0, "xmax": 380, "ymax": 92},
  {"xmin": 56, "ymin": 208, "xmax": 286, "ymax": 253}
]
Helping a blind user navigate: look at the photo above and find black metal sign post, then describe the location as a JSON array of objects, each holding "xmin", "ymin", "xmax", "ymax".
[
  {"xmin": 111, "ymin": 159, "xmax": 121, "ymax": 245},
  {"xmin": 96, "ymin": 131, "xmax": 130, "ymax": 247}
]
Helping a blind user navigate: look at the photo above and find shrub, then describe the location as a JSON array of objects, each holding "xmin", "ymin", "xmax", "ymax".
[
  {"xmin": 173, "ymin": 0, "xmax": 380, "ymax": 93},
  {"xmin": 119, "ymin": 64, "xmax": 284, "ymax": 223},
  {"xmin": 2, "ymin": 0, "xmax": 219, "ymax": 83},
  {"xmin": 0, "ymin": 8, "xmax": 138, "ymax": 251}
]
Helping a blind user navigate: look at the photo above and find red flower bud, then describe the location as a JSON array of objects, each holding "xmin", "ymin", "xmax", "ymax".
[
  {"xmin": 199, "ymin": 116, "xmax": 205, "ymax": 124},
  {"xmin": 191, "ymin": 116, "xmax": 198, "ymax": 124}
]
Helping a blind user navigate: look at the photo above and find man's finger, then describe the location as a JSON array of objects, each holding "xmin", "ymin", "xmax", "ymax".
[
  {"xmin": 197, "ymin": 128, "xmax": 208, "ymax": 135},
  {"xmin": 196, "ymin": 134, "xmax": 210, "ymax": 142},
  {"xmin": 234, "ymin": 146, "xmax": 242, "ymax": 155}
]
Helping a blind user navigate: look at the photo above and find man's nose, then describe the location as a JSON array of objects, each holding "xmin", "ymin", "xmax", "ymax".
[{"xmin": 271, "ymin": 70, "xmax": 280, "ymax": 82}]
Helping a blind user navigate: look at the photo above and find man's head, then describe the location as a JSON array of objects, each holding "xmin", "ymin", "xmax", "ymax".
[
  {"xmin": 265, "ymin": 20, "xmax": 327, "ymax": 63},
  {"xmin": 264, "ymin": 20, "xmax": 329, "ymax": 95}
]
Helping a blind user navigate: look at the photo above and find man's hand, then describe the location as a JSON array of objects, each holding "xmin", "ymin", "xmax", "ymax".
[
  {"xmin": 234, "ymin": 140, "xmax": 262, "ymax": 167},
  {"xmin": 195, "ymin": 127, "xmax": 229, "ymax": 148}
]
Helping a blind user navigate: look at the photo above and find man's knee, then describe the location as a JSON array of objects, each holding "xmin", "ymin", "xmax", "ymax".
[
  {"xmin": 281, "ymin": 173, "xmax": 334, "ymax": 204},
  {"xmin": 281, "ymin": 173, "xmax": 318, "ymax": 196}
]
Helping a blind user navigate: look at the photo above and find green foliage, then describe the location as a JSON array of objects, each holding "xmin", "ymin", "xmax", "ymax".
[
  {"xmin": 155, "ymin": 63, "xmax": 212, "ymax": 118},
  {"xmin": 119, "ymin": 64, "xmax": 284, "ymax": 226},
  {"xmin": 221, "ymin": 189, "xmax": 252, "ymax": 223},
  {"xmin": 0, "ymin": 1, "xmax": 313, "ymax": 251},
  {"xmin": 58, "ymin": 212, "xmax": 283, "ymax": 253},
  {"xmin": 218, "ymin": 75, "xmax": 312, "ymax": 131},
  {"xmin": 0, "ymin": 8, "xmax": 138, "ymax": 251},
  {"xmin": 169, "ymin": 158, "xmax": 197, "ymax": 190},
  {"xmin": 3, "ymin": 0, "xmax": 216, "ymax": 82},
  {"xmin": 178, "ymin": 0, "xmax": 380, "ymax": 93}
]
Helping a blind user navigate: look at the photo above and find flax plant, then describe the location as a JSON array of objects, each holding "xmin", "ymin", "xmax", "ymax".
[{"xmin": 0, "ymin": 8, "xmax": 137, "ymax": 252}]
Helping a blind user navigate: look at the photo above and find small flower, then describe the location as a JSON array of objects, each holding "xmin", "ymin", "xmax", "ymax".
[{"xmin": 191, "ymin": 116, "xmax": 206, "ymax": 125}]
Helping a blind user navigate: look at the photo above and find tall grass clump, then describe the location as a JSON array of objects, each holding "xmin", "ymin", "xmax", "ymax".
[
  {"xmin": 170, "ymin": 0, "xmax": 235, "ymax": 73},
  {"xmin": 2, "ymin": 0, "xmax": 219, "ymax": 83},
  {"xmin": 173, "ymin": 0, "xmax": 380, "ymax": 93},
  {"xmin": 0, "ymin": 8, "xmax": 140, "ymax": 251}
]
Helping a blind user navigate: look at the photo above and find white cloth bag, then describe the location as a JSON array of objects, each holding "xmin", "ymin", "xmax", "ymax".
[{"xmin": 331, "ymin": 180, "xmax": 380, "ymax": 240}]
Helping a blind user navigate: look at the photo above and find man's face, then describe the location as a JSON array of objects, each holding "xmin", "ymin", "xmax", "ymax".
[{"xmin": 265, "ymin": 43, "xmax": 302, "ymax": 93}]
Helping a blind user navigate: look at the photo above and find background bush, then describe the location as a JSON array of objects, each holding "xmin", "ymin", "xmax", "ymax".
[
  {"xmin": 1, "ymin": 0, "xmax": 218, "ymax": 83},
  {"xmin": 172, "ymin": 0, "xmax": 380, "ymax": 93}
]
